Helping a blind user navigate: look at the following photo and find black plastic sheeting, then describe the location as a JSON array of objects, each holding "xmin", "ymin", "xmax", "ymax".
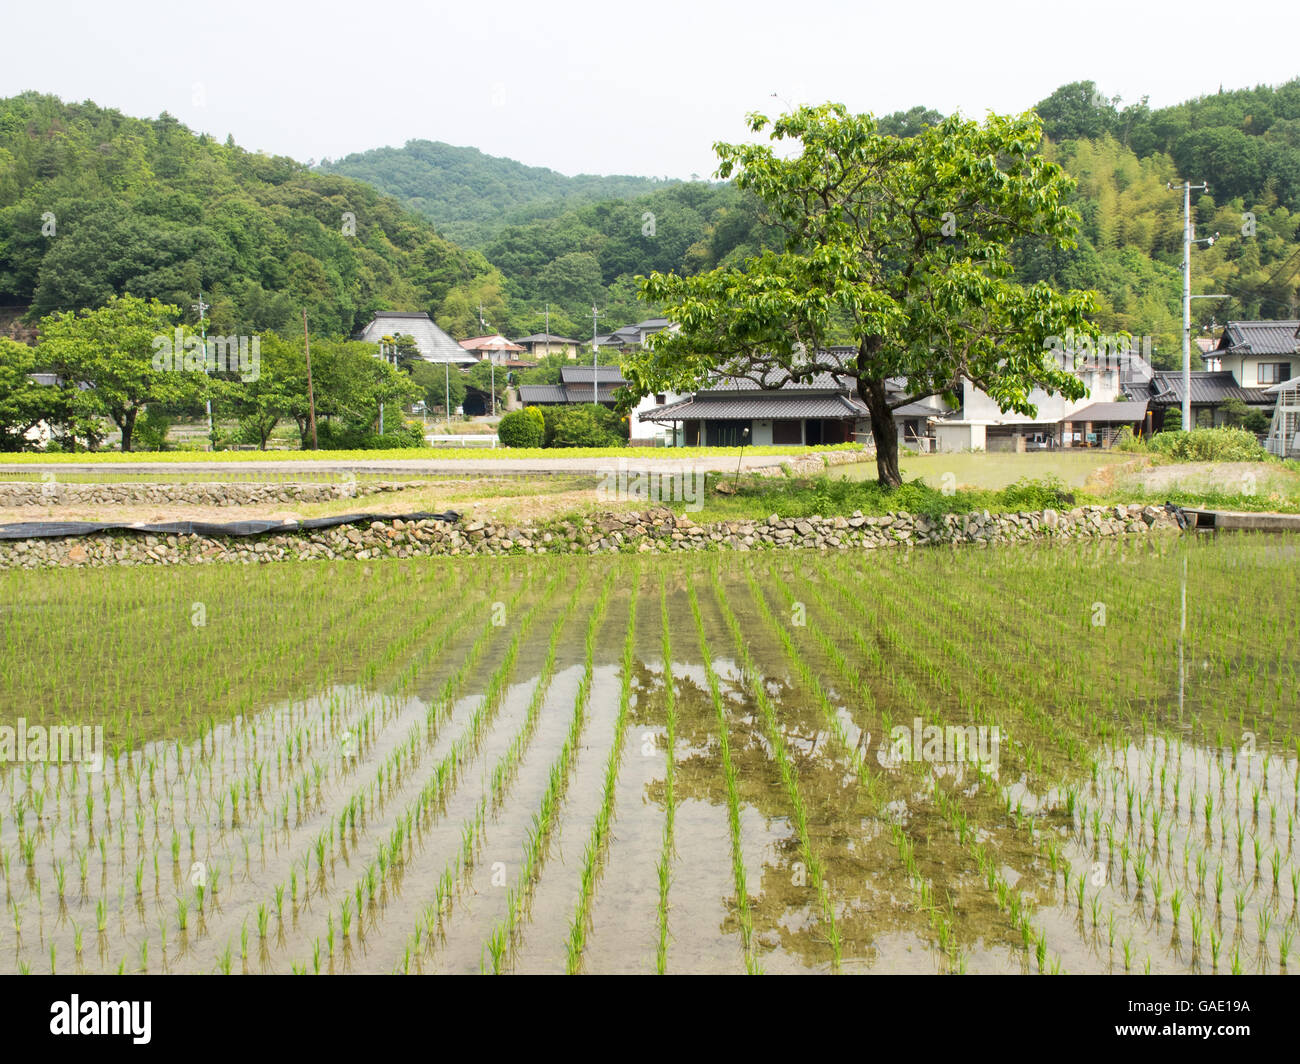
[
  {"xmin": 0, "ymin": 511, "xmax": 460, "ymax": 541},
  {"xmin": 1164, "ymin": 501, "xmax": 1192, "ymax": 530}
]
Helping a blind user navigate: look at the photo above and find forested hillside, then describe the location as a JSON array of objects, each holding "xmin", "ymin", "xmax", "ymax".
[
  {"xmin": 1019, "ymin": 80, "xmax": 1300, "ymax": 364},
  {"xmin": 476, "ymin": 80, "xmax": 1300, "ymax": 365},
  {"xmin": 0, "ymin": 93, "xmax": 506, "ymax": 339},
  {"xmin": 2, "ymin": 81, "xmax": 1299, "ymax": 360},
  {"xmin": 317, "ymin": 139, "xmax": 674, "ymax": 246}
]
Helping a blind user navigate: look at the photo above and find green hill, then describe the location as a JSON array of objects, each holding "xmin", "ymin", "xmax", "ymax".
[
  {"xmin": 317, "ymin": 139, "xmax": 674, "ymax": 247},
  {"xmin": 0, "ymin": 93, "xmax": 504, "ymax": 339}
]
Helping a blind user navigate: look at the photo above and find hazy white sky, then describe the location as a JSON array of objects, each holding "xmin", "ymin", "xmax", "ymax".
[{"xmin": 4, "ymin": 0, "xmax": 1297, "ymax": 179}]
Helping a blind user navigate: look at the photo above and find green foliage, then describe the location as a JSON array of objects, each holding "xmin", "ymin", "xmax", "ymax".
[
  {"xmin": 1000, "ymin": 475, "xmax": 1077, "ymax": 510},
  {"xmin": 630, "ymin": 104, "xmax": 1098, "ymax": 486},
  {"xmin": 36, "ymin": 294, "xmax": 202, "ymax": 451},
  {"xmin": 314, "ymin": 419, "xmax": 424, "ymax": 450},
  {"xmin": 410, "ymin": 360, "xmax": 467, "ymax": 415},
  {"xmin": 0, "ymin": 337, "xmax": 52, "ymax": 451},
  {"xmin": 1148, "ymin": 427, "xmax": 1270, "ymax": 462},
  {"xmin": 0, "ymin": 93, "xmax": 499, "ymax": 337},
  {"xmin": 497, "ymin": 408, "xmax": 545, "ymax": 448},
  {"xmin": 547, "ymin": 405, "xmax": 626, "ymax": 448},
  {"xmin": 1113, "ymin": 425, "xmax": 1148, "ymax": 452},
  {"xmin": 132, "ymin": 407, "xmax": 173, "ymax": 452},
  {"xmin": 318, "ymin": 139, "xmax": 673, "ymax": 246}
]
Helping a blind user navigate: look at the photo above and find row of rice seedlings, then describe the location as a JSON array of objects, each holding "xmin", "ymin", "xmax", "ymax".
[
  {"xmin": 3, "ymin": 564, "xmax": 498, "ymax": 898},
  {"xmin": 397, "ymin": 571, "xmax": 594, "ymax": 972},
  {"xmin": 853, "ymin": 555, "xmax": 1150, "ymax": 972},
  {"xmin": 711, "ymin": 566, "xmax": 842, "ymax": 970},
  {"xmin": 480, "ymin": 570, "xmax": 618, "ymax": 973},
  {"xmin": 952, "ymin": 549, "xmax": 1300, "ymax": 971},
  {"xmin": 686, "ymin": 584, "xmax": 760, "ymax": 974},
  {"xmin": 837, "ymin": 539, "xmax": 1298, "ymax": 973},
  {"xmin": 793, "ymin": 558, "xmax": 1062, "ymax": 972},
  {"xmin": 565, "ymin": 567, "xmax": 640, "ymax": 973},
  {"xmin": 282, "ymin": 572, "xmax": 561, "ymax": 971},
  {"xmin": 886, "ymin": 560, "xmax": 1157, "ymax": 970},
  {"xmin": 0, "ymin": 557, "xmax": 478, "ymax": 752},
  {"xmin": 148, "ymin": 571, "xmax": 539, "ymax": 975},
  {"xmin": 746, "ymin": 561, "xmax": 975, "ymax": 972},
  {"xmin": 654, "ymin": 576, "xmax": 679, "ymax": 975}
]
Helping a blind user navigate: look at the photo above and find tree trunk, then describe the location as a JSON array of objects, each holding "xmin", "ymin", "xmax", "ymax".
[
  {"xmin": 117, "ymin": 408, "xmax": 137, "ymax": 453},
  {"xmin": 858, "ymin": 376, "xmax": 901, "ymax": 487}
]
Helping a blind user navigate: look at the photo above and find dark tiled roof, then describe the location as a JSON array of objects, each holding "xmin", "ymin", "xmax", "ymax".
[
  {"xmin": 1148, "ymin": 371, "xmax": 1274, "ymax": 406},
  {"xmin": 519, "ymin": 382, "xmax": 623, "ymax": 404},
  {"xmin": 517, "ymin": 385, "xmax": 568, "ymax": 403},
  {"xmin": 1216, "ymin": 320, "xmax": 1300, "ymax": 357},
  {"xmin": 892, "ymin": 401, "xmax": 942, "ymax": 417},
  {"xmin": 513, "ymin": 334, "xmax": 580, "ymax": 345},
  {"xmin": 560, "ymin": 365, "xmax": 625, "ymax": 384},
  {"xmin": 642, "ymin": 391, "xmax": 869, "ymax": 422}
]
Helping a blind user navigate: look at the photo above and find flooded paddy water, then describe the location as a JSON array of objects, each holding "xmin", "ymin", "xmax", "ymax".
[{"xmin": 1, "ymin": 534, "xmax": 1297, "ymax": 974}]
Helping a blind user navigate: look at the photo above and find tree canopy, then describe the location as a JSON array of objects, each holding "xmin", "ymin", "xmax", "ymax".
[{"xmin": 627, "ymin": 104, "xmax": 1100, "ymax": 485}]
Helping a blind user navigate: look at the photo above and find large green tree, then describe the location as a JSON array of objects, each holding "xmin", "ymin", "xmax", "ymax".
[
  {"xmin": 627, "ymin": 104, "xmax": 1101, "ymax": 485},
  {"xmin": 37, "ymin": 294, "xmax": 202, "ymax": 451},
  {"xmin": 0, "ymin": 338, "xmax": 51, "ymax": 450}
]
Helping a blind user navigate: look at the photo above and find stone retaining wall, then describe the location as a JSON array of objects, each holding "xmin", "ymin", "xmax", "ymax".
[
  {"xmin": 0, "ymin": 504, "xmax": 1179, "ymax": 570},
  {"xmin": 0, "ymin": 480, "xmax": 416, "ymax": 507}
]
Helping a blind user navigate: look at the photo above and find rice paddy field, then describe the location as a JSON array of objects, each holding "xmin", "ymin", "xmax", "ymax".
[{"xmin": 0, "ymin": 534, "xmax": 1297, "ymax": 975}]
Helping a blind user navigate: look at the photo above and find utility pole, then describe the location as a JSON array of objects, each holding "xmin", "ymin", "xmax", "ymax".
[
  {"xmin": 192, "ymin": 291, "xmax": 211, "ymax": 449},
  {"xmin": 302, "ymin": 308, "xmax": 318, "ymax": 450},
  {"xmin": 592, "ymin": 304, "xmax": 599, "ymax": 406},
  {"xmin": 479, "ymin": 305, "xmax": 496, "ymax": 418},
  {"xmin": 544, "ymin": 304, "xmax": 551, "ymax": 359},
  {"xmin": 1171, "ymin": 180, "xmax": 1208, "ymax": 430}
]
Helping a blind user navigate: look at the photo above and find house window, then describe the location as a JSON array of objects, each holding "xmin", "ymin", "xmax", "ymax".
[
  {"xmin": 1258, "ymin": 363, "xmax": 1292, "ymax": 385},
  {"xmin": 655, "ymin": 394, "xmax": 666, "ymax": 405},
  {"xmin": 705, "ymin": 421, "xmax": 752, "ymax": 447}
]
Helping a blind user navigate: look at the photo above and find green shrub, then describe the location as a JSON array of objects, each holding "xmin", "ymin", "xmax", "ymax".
[
  {"xmin": 999, "ymin": 475, "xmax": 1076, "ymax": 510},
  {"xmin": 133, "ymin": 408, "xmax": 173, "ymax": 452},
  {"xmin": 1148, "ymin": 427, "xmax": 1269, "ymax": 462},
  {"xmin": 1244, "ymin": 410, "xmax": 1271, "ymax": 434},
  {"xmin": 315, "ymin": 420, "xmax": 424, "ymax": 450},
  {"xmin": 549, "ymin": 406, "xmax": 626, "ymax": 448},
  {"xmin": 1113, "ymin": 426, "xmax": 1148, "ymax": 453},
  {"xmin": 498, "ymin": 408, "xmax": 545, "ymax": 448}
]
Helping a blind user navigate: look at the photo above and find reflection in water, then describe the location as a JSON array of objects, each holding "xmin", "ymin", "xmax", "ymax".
[{"xmin": 2, "ymin": 535, "xmax": 1296, "ymax": 974}]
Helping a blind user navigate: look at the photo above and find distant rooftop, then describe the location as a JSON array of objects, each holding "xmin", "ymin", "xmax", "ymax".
[
  {"xmin": 1215, "ymin": 320, "xmax": 1300, "ymax": 357},
  {"xmin": 513, "ymin": 333, "xmax": 580, "ymax": 345},
  {"xmin": 356, "ymin": 311, "xmax": 475, "ymax": 364}
]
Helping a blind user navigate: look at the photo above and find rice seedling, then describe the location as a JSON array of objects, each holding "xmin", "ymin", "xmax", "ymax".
[{"xmin": 1, "ymin": 539, "xmax": 1295, "ymax": 974}]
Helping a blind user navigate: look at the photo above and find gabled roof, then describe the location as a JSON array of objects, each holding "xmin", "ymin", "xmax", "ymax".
[
  {"xmin": 519, "ymin": 382, "xmax": 622, "ymax": 404},
  {"xmin": 560, "ymin": 365, "xmax": 625, "ymax": 384},
  {"xmin": 355, "ymin": 312, "xmax": 475, "ymax": 364},
  {"xmin": 1148, "ymin": 370, "xmax": 1274, "ymax": 405},
  {"xmin": 1215, "ymin": 320, "xmax": 1300, "ymax": 357},
  {"xmin": 460, "ymin": 334, "xmax": 525, "ymax": 352},
  {"xmin": 513, "ymin": 333, "xmax": 580, "ymax": 345},
  {"xmin": 642, "ymin": 391, "xmax": 869, "ymax": 422},
  {"xmin": 1070, "ymin": 400, "xmax": 1150, "ymax": 422}
]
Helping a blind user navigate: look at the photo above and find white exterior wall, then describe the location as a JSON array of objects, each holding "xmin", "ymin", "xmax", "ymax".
[
  {"xmin": 750, "ymin": 419, "xmax": 774, "ymax": 446},
  {"xmin": 629, "ymin": 392, "xmax": 684, "ymax": 443},
  {"xmin": 1227, "ymin": 353, "xmax": 1296, "ymax": 390},
  {"xmin": 961, "ymin": 371, "xmax": 1120, "ymax": 425}
]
